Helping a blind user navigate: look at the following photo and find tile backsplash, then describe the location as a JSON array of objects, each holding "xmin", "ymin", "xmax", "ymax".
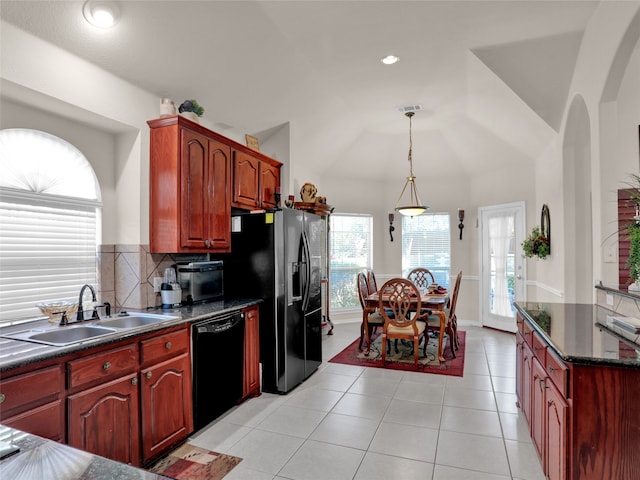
[{"xmin": 97, "ymin": 245, "xmax": 207, "ymax": 311}]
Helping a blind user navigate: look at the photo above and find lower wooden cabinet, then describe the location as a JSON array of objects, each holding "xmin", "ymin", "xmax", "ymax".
[
  {"xmin": 243, "ymin": 306, "xmax": 261, "ymax": 399},
  {"xmin": 545, "ymin": 379, "xmax": 568, "ymax": 480},
  {"xmin": 68, "ymin": 373, "xmax": 141, "ymax": 465},
  {"xmin": 140, "ymin": 353, "xmax": 193, "ymax": 463},
  {"xmin": 0, "ymin": 364, "xmax": 64, "ymax": 441}
]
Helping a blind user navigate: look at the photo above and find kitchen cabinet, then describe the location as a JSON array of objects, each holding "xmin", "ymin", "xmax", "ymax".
[
  {"xmin": 516, "ymin": 319, "xmax": 569, "ymax": 479},
  {"xmin": 68, "ymin": 373, "xmax": 140, "ymax": 465},
  {"xmin": 232, "ymin": 149, "xmax": 281, "ymax": 210},
  {"xmin": 67, "ymin": 342, "xmax": 140, "ymax": 464},
  {"xmin": 139, "ymin": 329, "xmax": 192, "ymax": 463},
  {"xmin": 0, "ymin": 365, "xmax": 64, "ymax": 441},
  {"xmin": 242, "ymin": 306, "xmax": 260, "ymax": 399},
  {"xmin": 515, "ymin": 308, "xmax": 640, "ymax": 480},
  {"xmin": 148, "ymin": 116, "xmax": 231, "ymax": 253}
]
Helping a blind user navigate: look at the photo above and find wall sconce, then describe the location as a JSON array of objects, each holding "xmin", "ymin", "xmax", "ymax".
[
  {"xmin": 389, "ymin": 213, "xmax": 395, "ymax": 242},
  {"xmin": 458, "ymin": 209, "xmax": 465, "ymax": 240}
]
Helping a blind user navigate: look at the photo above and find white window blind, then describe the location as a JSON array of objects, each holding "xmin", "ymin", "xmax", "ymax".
[
  {"xmin": 329, "ymin": 214, "xmax": 373, "ymax": 310},
  {"xmin": 0, "ymin": 129, "xmax": 101, "ymax": 326},
  {"xmin": 0, "ymin": 189, "xmax": 99, "ymax": 325},
  {"xmin": 402, "ymin": 213, "xmax": 451, "ymax": 288}
]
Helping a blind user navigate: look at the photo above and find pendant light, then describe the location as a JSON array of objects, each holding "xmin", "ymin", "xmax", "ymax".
[{"xmin": 395, "ymin": 111, "xmax": 428, "ymax": 217}]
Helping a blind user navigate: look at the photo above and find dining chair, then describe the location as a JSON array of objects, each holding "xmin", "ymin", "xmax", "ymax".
[
  {"xmin": 407, "ymin": 267, "xmax": 435, "ymax": 290},
  {"xmin": 378, "ymin": 278, "xmax": 426, "ymax": 369},
  {"xmin": 422, "ymin": 270, "xmax": 462, "ymax": 357},
  {"xmin": 357, "ymin": 272, "xmax": 385, "ymax": 351},
  {"xmin": 366, "ymin": 269, "xmax": 378, "ymax": 295}
]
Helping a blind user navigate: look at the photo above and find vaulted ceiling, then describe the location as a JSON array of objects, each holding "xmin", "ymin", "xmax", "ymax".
[{"xmin": 0, "ymin": 1, "xmax": 599, "ymax": 183}]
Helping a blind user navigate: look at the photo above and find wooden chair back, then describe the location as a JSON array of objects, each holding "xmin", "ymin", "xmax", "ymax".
[
  {"xmin": 378, "ymin": 278, "xmax": 421, "ymax": 332},
  {"xmin": 366, "ymin": 269, "xmax": 378, "ymax": 295},
  {"xmin": 357, "ymin": 272, "xmax": 369, "ymax": 309},
  {"xmin": 449, "ymin": 271, "xmax": 462, "ymax": 318},
  {"xmin": 407, "ymin": 268, "xmax": 435, "ymax": 290}
]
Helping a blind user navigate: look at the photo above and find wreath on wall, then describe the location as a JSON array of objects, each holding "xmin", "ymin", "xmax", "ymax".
[{"xmin": 522, "ymin": 205, "xmax": 551, "ymax": 259}]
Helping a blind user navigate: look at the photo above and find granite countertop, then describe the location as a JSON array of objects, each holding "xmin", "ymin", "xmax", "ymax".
[
  {"xmin": 514, "ymin": 302, "xmax": 640, "ymax": 368},
  {"xmin": 0, "ymin": 298, "xmax": 261, "ymax": 372},
  {"xmin": 0, "ymin": 425, "xmax": 170, "ymax": 480}
]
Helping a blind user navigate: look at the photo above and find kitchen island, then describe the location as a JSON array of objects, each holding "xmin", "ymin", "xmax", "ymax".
[{"xmin": 514, "ymin": 301, "xmax": 640, "ymax": 480}]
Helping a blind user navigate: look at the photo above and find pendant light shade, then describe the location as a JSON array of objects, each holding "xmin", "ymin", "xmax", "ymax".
[{"xmin": 395, "ymin": 112, "xmax": 428, "ymax": 217}]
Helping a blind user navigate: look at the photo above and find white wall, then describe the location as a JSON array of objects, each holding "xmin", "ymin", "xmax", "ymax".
[{"xmin": 2, "ymin": 3, "xmax": 639, "ymax": 323}]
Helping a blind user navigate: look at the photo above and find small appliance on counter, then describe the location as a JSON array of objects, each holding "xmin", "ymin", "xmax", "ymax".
[
  {"xmin": 161, "ymin": 267, "xmax": 182, "ymax": 308},
  {"xmin": 176, "ymin": 261, "xmax": 223, "ymax": 305}
]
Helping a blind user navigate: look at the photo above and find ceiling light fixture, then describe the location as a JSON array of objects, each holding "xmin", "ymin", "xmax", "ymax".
[
  {"xmin": 381, "ymin": 55, "xmax": 399, "ymax": 65},
  {"xmin": 395, "ymin": 112, "xmax": 428, "ymax": 217},
  {"xmin": 83, "ymin": 0, "xmax": 120, "ymax": 29}
]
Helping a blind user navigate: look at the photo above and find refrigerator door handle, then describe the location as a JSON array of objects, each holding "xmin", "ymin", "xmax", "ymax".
[{"xmin": 301, "ymin": 232, "xmax": 311, "ymax": 311}]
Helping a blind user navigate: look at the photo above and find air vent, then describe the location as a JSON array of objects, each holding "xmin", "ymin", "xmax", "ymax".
[{"xmin": 396, "ymin": 104, "xmax": 423, "ymax": 113}]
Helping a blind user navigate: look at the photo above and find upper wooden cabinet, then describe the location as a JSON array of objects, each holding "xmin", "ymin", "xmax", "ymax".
[
  {"xmin": 148, "ymin": 116, "xmax": 231, "ymax": 253},
  {"xmin": 148, "ymin": 116, "xmax": 281, "ymax": 253},
  {"xmin": 232, "ymin": 148, "xmax": 281, "ymax": 210}
]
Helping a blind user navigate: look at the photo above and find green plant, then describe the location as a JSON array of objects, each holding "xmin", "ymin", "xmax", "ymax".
[
  {"xmin": 178, "ymin": 99, "xmax": 204, "ymax": 117},
  {"xmin": 626, "ymin": 222, "xmax": 640, "ymax": 283},
  {"xmin": 522, "ymin": 226, "xmax": 550, "ymax": 259}
]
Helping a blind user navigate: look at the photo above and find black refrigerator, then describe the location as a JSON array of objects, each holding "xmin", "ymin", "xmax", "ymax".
[{"xmin": 222, "ymin": 208, "xmax": 323, "ymax": 394}]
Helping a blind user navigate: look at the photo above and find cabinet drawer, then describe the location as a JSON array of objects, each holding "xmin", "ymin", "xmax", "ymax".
[
  {"xmin": 2, "ymin": 400, "xmax": 63, "ymax": 441},
  {"xmin": 546, "ymin": 348, "xmax": 569, "ymax": 398},
  {"xmin": 68, "ymin": 343, "xmax": 137, "ymax": 390},
  {"xmin": 531, "ymin": 331, "xmax": 547, "ymax": 365},
  {"xmin": 140, "ymin": 328, "xmax": 189, "ymax": 366},
  {"xmin": 0, "ymin": 365, "xmax": 62, "ymax": 417},
  {"xmin": 522, "ymin": 320, "xmax": 534, "ymax": 346}
]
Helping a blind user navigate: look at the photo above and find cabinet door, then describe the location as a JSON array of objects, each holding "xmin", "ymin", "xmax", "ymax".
[
  {"xmin": 180, "ymin": 128, "xmax": 209, "ymax": 249},
  {"xmin": 209, "ymin": 139, "xmax": 231, "ymax": 250},
  {"xmin": 515, "ymin": 333, "xmax": 524, "ymax": 407},
  {"xmin": 546, "ymin": 380, "xmax": 568, "ymax": 480},
  {"xmin": 3, "ymin": 401, "xmax": 64, "ymax": 442},
  {"xmin": 140, "ymin": 353, "xmax": 193, "ymax": 463},
  {"xmin": 68, "ymin": 373, "xmax": 140, "ymax": 466},
  {"xmin": 531, "ymin": 357, "xmax": 546, "ymax": 464},
  {"xmin": 260, "ymin": 162, "xmax": 280, "ymax": 209},
  {"xmin": 232, "ymin": 151, "xmax": 260, "ymax": 209},
  {"xmin": 243, "ymin": 307, "xmax": 260, "ymax": 399},
  {"xmin": 521, "ymin": 340, "xmax": 533, "ymax": 426}
]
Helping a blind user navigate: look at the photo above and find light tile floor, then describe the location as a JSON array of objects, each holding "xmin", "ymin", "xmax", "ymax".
[{"xmin": 189, "ymin": 321, "xmax": 545, "ymax": 480}]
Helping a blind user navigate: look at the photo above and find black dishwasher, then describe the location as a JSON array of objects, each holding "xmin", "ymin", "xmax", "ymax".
[{"xmin": 192, "ymin": 311, "xmax": 245, "ymax": 430}]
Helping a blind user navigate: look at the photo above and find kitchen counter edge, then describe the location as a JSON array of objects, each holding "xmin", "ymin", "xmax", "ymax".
[{"xmin": 0, "ymin": 298, "xmax": 262, "ymax": 373}]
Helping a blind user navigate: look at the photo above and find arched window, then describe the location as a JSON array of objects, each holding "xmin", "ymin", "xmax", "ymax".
[{"xmin": 0, "ymin": 129, "xmax": 102, "ymax": 325}]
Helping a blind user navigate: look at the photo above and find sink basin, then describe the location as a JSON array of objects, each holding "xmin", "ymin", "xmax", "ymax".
[
  {"xmin": 2, "ymin": 325, "xmax": 118, "ymax": 347},
  {"xmin": 97, "ymin": 313, "xmax": 178, "ymax": 329}
]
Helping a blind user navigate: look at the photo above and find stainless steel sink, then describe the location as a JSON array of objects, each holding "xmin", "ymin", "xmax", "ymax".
[
  {"xmin": 97, "ymin": 313, "xmax": 178, "ymax": 329},
  {"xmin": 1, "ymin": 325, "xmax": 118, "ymax": 347}
]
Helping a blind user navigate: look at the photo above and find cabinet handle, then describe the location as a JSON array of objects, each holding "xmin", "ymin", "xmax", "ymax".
[
  {"xmin": 534, "ymin": 346, "xmax": 542, "ymax": 351},
  {"xmin": 131, "ymin": 378, "xmax": 138, "ymax": 386},
  {"xmin": 205, "ymin": 240, "xmax": 210, "ymax": 247},
  {"xmin": 146, "ymin": 371, "xmax": 152, "ymax": 379},
  {"xmin": 165, "ymin": 341, "xmax": 172, "ymax": 350},
  {"xmin": 103, "ymin": 362, "xmax": 111, "ymax": 371},
  {"xmin": 548, "ymin": 366, "xmax": 555, "ymax": 372},
  {"xmin": 0, "ymin": 393, "xmax": 5, "ymax": 404}
]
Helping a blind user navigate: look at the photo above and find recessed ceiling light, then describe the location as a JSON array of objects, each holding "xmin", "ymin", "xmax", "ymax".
[
  {"xmin": 83, "ymin": 0, "xmax": 120, "ymax": 29},
  {"xmin": 381, "ymin": 55, "xmax": 400, "ymax": 65}
]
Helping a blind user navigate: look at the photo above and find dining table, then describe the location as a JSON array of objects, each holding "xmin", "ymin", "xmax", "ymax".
[{"xmin": 362, "ymin": 289, "xmax": 450, "ymax": 362}]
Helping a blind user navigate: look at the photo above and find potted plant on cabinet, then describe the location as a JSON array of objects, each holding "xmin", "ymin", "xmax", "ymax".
[{"xmin": 178, "ymin": 99, "xmax": 204, "ymax": 123}]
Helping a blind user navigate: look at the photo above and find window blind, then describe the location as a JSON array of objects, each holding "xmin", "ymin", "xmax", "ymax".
[
  {"xmin": 402, "ymin": 213, "xmax": 451, "ymax": 288},
  {"xmin": 0, "ymin": 189, "xmax": 99, "ymax": 325},
  {"xmin": 329, "ymin": 214, "xmax": 373, "ymax": 309}
]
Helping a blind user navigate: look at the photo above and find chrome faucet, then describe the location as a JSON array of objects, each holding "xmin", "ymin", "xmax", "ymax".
[{"xmin": 76, "ymin": 284, "xmax": 98, "ymax": 322}]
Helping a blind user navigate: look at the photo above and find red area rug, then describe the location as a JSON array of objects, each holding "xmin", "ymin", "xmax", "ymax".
[
  {"xmin": 148, "ymin": 443, "xmax": 242, "ymax": 480},
  {"xmin": 329, "ymin": 330, "xmax": 465, "ymax": 376}
]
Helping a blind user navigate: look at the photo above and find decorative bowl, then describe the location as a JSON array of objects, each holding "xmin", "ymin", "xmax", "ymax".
[{"xmin": 36, "ymin": 300, "xmax": 78, "ymax": 324}]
